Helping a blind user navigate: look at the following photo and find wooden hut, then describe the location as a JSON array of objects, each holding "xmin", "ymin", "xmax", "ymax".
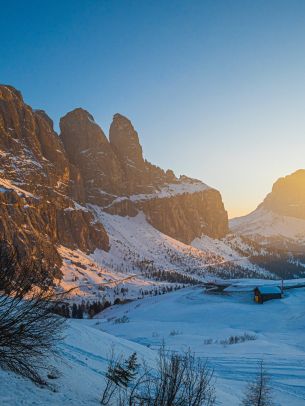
[{"xmin": 253, "ymin": 286, "xmax": 282, "ymax": 304}]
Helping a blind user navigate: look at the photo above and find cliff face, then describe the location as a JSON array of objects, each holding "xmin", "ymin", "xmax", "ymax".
[
  {"xmin": 109, "ymin": 113, "xmax": 170, "ymax": 194},
  {"xmin": 60, "ymin": 109, "xmax": 126, "ymax": 205},
  {"xmin": 0, "ymin": 84, "xmax": 228, "ymax": 276},
  {"xmin": 0, "ymin": 189, "xmax": 62, "ymax": 274},
  {"xmin": 105, "ymin": 183, "xmax": 228, "ymax": 243},
  {"xmin": 139, "ymin": 189, "xmax": 228, "ymax": 243},
  {"xmin": 261, "ymin": 170, "xmax": 305, "ymax": 219},
  {"xmin": 0, "ymin": 85, "xmax": 109, "ymax": 272}
]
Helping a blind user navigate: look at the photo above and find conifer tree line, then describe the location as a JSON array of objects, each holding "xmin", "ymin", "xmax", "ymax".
[
  {"xmin": 53, "ymin": 284, "xmax": 187, "ymax": 319},
  {"xmin": 53, "ymin": 299, "xmax": 112, "ymax": 319}
]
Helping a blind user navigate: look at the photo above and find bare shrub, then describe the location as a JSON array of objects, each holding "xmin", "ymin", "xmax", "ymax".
[
  {"xmin": 241, "ymin": 360, "xmax": 274, "ymax": 406},
  {"xmin": 203, "ymin": 333, "xmax": 256, "ymax": 346},
  {"xmin": 101, "ymin": 346, "xmax": 216, "ymax": 405},
  {"xmin": 169, "ymin": 329, "xmax": 182, "ymax": 336},
  {"xmin": 220, "ymin": 333, "xmax": 257, "ymax": 346},
  {"xmin": 114, "ymin": 315, "xmax": 130, "ymax": 324},
  {"xmin": 0, "ymin": 242, "xmax": 65, "ymax": 385}
]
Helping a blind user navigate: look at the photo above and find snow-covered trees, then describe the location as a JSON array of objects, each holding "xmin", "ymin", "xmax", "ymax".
[
  {"xmin": 241, "ymin": 360, "xmax": 274, "ymax": 406},
  {"xmin": 0, "ymin": 243, "xmax": 65, "ymax": 385}
]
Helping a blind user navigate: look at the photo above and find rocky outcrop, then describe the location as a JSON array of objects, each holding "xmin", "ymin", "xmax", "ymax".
[
  {"xmin": 139, "ymin": 189, "xmax": 228, "ymax": 243},
  {"xmin": 60, "ymin": 109, "xmax": 126, "ymax": 205},
  {"xmin": 0, "ymin": 85, "xmax": 109, "ymax": 272},
  {"xmin": 0, "ymin": 85, "xmax": 70, "ymax": 197},
  {"xmin": 261, "ymin": 170, "xmax": 305, "ymax": 219},
  {"xmin": 109, "ymin": 113, "xmax": 144, "ymax": 171},
  {"xmin": 109, "ymin": 113, "xmax": 176, "ymax": 194},
  {"xmin": 105, "ymin": 181, "xmax": 228, "ymax": 242},
  {"xmin": 0, "ymin": 189, "xmax": 62, "ymax": 275}
]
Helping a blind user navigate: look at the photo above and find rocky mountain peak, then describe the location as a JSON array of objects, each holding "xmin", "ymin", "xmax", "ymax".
[
  {"xmin": 60, "ymin": 108, "xmax": 126, "ymax": 204},
  {"xmin": 0, "ymin": 84, "xmax": 71, "ymax": 196},
  {"xmin": 261, "ymin": 169, "xmax": 305, "ymax": 219},
  {"xmin": 109, "ymin": 113, "xmax": 144, "ymax": 168},
  {"xmin": 34, "ymin": 109, "xmax": 54, "ymax": 129},
  {"xmin": 0, "ymin": 84, "xmax": 23, "ymax": 102},
  {"xmin": 60, "ymin": 108, "xmax": 109, "ymax": 153}
]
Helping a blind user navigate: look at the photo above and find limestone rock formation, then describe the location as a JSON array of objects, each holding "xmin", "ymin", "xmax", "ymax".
[
  {"xmin": 0, "ymin": 84, "xmax": 229, "ymax": 278},
  {"xmin": 60, "ymin": 109, "xmax": 126, "ymax": 205},
  {"xmin": 105, "ymin": 183, "xmax": 228, "ymax": 243},
  {"xmin": 109, "ymin": 113, "xmax": 175, "ymax": 194},
  {"xmin": 139, "ymin": 188, "xmax": 228, "ymax": 243},
  {"xmin": 0, "ymin": 85, "xmax": 109, "ymax": 272}
]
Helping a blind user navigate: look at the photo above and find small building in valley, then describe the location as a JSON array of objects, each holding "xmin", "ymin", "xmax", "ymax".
[{"xmin": 253, "ymin": 286, "xmax": 282, "ymax": 304}]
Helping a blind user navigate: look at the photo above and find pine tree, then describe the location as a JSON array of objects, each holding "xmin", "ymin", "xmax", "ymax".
[
  {"xmin": 124, "ymin": 352, "xmax": 139, "ymax": 382},
  {"xmin": 77, "ymin": 304, "xmax": 83, "ymax": 319},
  {"xmin": 72, "ymin": 303, "xmax": 77, "ymax": 318},
  {"xmin": 106, "ymin": 352, "xmax": 139, "ymax": 388}
]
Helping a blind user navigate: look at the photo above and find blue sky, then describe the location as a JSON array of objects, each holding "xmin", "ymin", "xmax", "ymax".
[{"xmin": 1, "ymin": 0, "xmax": 305, "ymax": 217}]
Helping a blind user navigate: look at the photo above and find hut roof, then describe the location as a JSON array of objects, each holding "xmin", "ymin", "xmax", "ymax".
[{"xmin": 255, "ymin": 286, "xmax": 282, "ymax": 295}]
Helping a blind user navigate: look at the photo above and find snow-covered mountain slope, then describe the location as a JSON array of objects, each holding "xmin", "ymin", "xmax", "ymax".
[
  {"xmin": 227, "ymin": 171, "xmax": 305, "ymax": 277},
  {"xmin": 55, "ymin": 209, "xmax": 272, "ymax": 303},
  {"xmin": 92, "ymin": 208, "xmax": 273, "ymax": 278},
  {"xmin": 57, "ymin": 245, "xmax": 161, "ymax": 302},
  {"xmin": 3, "ymin": 286, "xmax": 305, "ymax": 405},
  {"xmin": 230, "ymin": 208, "xmax": 305, "ymax": 247},
  {"xmin": 0, "ymin": 320, "xmax": 156, "ymax": 406},
  {"xmin": 191, "ymin": 234, "xmax": 267, "ymax": 272}
]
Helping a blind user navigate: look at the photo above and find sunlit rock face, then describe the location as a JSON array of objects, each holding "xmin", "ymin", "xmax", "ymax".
[
  {"xmin": 230, "ymin": 170, "xmax": 305, "ymax": 253},
  {"xmin": 109, "ymin": 113, "xmax": 175, "ymax": 194},
  {"xmin": 60, "ymin": 110, "xmax": 176, "ymax": 201},
  {"xmin": 60, "ymin": 109, "xmax": 126, "ymax": 205},
  {"xmin": 0, "ymin": 85, "xmax": 109, "ymax": 272},
  {"xmin": 105, "ymin": 183, "xmax": 228, "ymax": 243},
  {"xmin": 261, "ymin": 170, "xmax": 305, "ymax": 219},
  {"xmin": 138, "ymin": 188, "xmax": 229, "ymax": 243},
  {"xmin": 0, "ymin": 85, "xmax": 71, "ymax": 196}
]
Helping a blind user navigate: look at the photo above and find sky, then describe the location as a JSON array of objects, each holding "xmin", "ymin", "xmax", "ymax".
[{"xmin": 1, "ymin": 0, "xmax": 305, "ymax": 218}]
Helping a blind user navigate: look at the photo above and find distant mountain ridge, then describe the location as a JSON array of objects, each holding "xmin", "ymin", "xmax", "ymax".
[
  {"xmin": 230, "ymin": 170, "xmax": 305, "ymax": 260},
  {"xmin": 228, "ymin": 170, "xmax": 305, "ymax": 278}
]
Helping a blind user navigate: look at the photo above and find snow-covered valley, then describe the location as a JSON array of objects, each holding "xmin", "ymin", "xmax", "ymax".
[
  {"xmin": 2, "ymin": 285, "xmax": 305, "ymax": 405},
  {"xmin": 56, "ymin": 210, "xmax": 276, "ymax": 305}
]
